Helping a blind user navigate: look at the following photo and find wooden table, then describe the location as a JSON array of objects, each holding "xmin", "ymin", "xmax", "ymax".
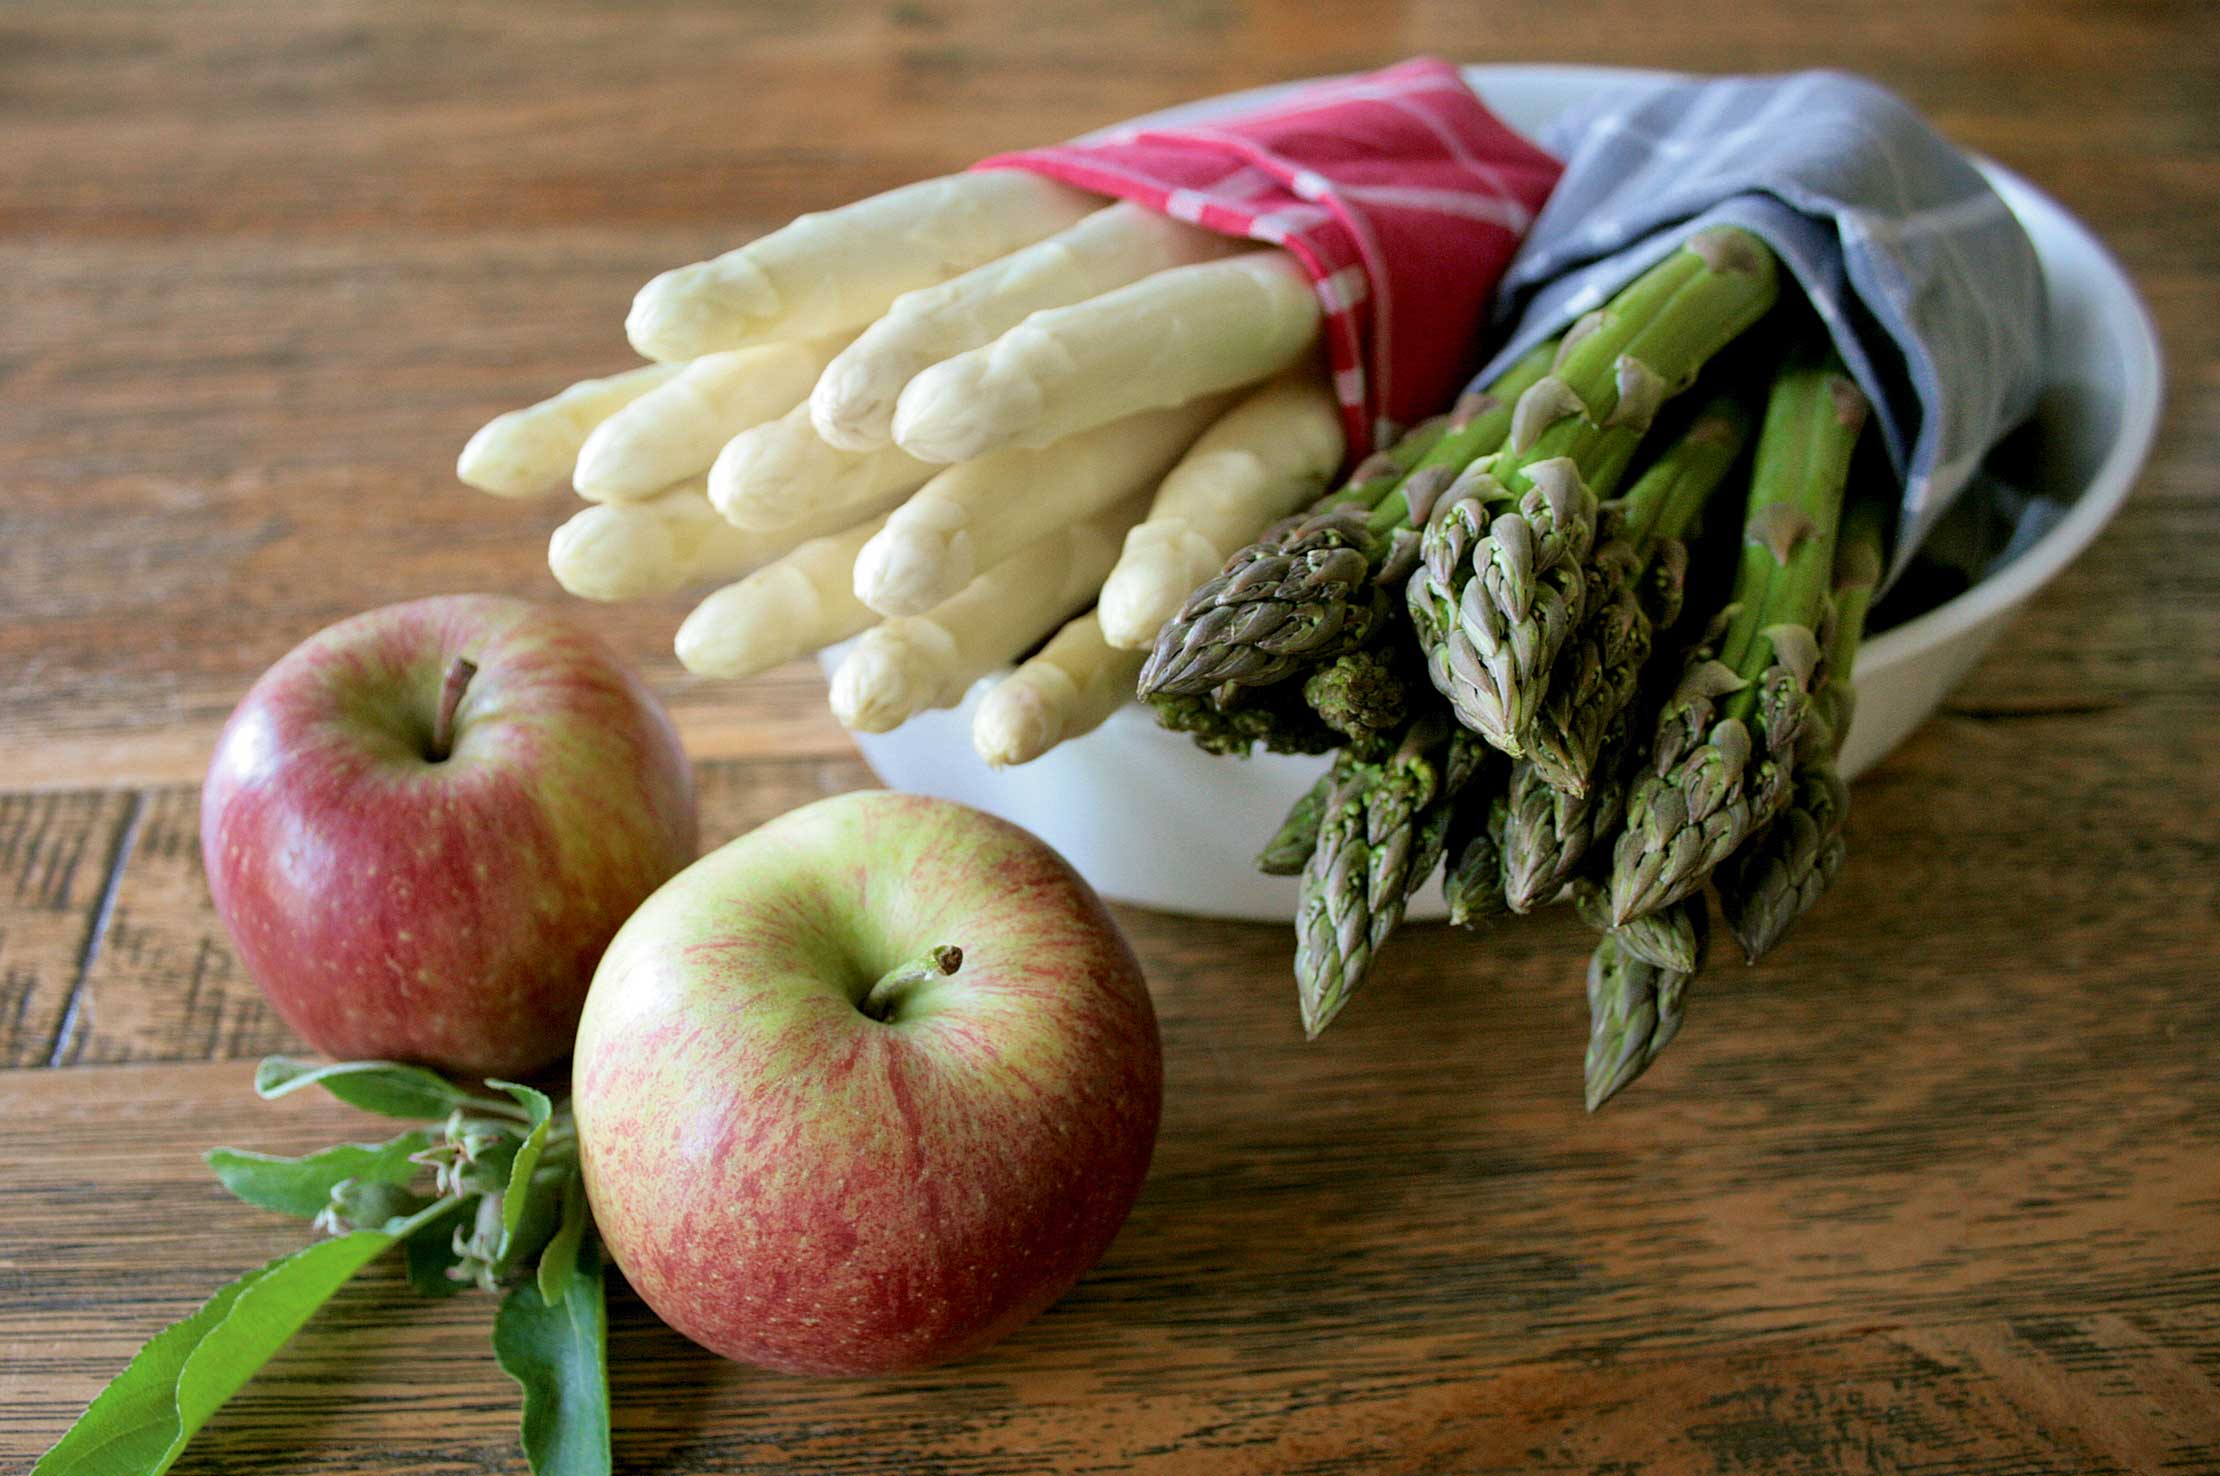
[{"xmin": 4, "ymin": 3, "xmax": 2215, "ymax": 1471}]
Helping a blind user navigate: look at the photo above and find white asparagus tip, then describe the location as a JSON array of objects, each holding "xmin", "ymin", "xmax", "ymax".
[
  {"xmin": 890, "ymin": 353, "xmax": 1036, "ymax": 465},
  {"xmin": 850, "ymin": 506, "xmax": 974, "ymax": 618},
  {"xmin": 809, "ymin": 344, "xmax": 913, "ymax": 453},
  {"xmin": 827, "ymin": 638, "xmax": 933, "ymax": 734},
  {"xmin": 570, "ymin": 430, "xmax": 629, "ymax": 503},
  {"xmin": 625, "ymin": 255, "xmax": 781, "ymax": 362},
  {"xmin": 547, "ymin": 507, "xmax": 678, "ymax": 603},
  {"xmin": 972, "ymin": 680, "xmax": 1060, "ymax": 768},
  {"xmin": 1096, "ymin": 521, "xmax": 1225, "ymax": 649},
  {"xmin": 674, "ymin": 578, "xmax": 803, "ymax": 680},
  {"xmin": 455, "ymin": 417, "xmax": 542, "ymax": 497},
  {"xmin": 455, "ymin": 362, "xmax": 684, "ymax": 498}
]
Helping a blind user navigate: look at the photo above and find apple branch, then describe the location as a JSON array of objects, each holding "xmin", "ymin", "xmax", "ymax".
[
  {"xmin": 429, "ymin": 657, "xmax": 479, "ymax": 762},
  {"xmin": 858, "ymin": 944, "xmax": 962, "ymax": 1022}
]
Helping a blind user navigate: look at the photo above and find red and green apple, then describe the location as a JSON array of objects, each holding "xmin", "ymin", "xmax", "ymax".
[
  {"xmin": 573, "ymin": 790, "xmax": 1162, "ymax": 1376},
  {"xmin": 201, "ymin": 593, "xmax": 697, "ymax": 1078}
]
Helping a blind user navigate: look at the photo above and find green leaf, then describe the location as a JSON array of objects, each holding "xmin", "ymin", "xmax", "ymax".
[
  {"xmin": 500, "ymin": 1124, "xmax": 552, "ymax": 1243},
  {"xmin": 495, "ymin": 1238, "xmax": 612, "ymax": 1476},
  {"xmin": 485, "ymin": 1080, "xmax": 554, "ymax": 1245},
  {"xmin": 32, "ymin": 1199, "xmax": 456, "ymax": 1476},
  {"xmin": 493, "ymin": 1168, "xmax": 565, "ymax": 1279},
  {"xmin": 487, "ymin": 1079, "xmax": 554, "ymax": 1126},
  {"xmin": 536, "ymin": 1173, "xmax": 590, "ymax": 1306},
  {"xmin": 254, "ymin": 1057, "xmax": 480, "ymax": 1120},
  {"xmin": 205, "ymin": 1129, "xmax": 433, "ymax": 1219}
]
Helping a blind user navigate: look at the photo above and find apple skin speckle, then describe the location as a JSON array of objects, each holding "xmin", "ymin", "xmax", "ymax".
[
  {"xmin": 199, "ymin": 594, "xmax": 697, "ymax": 1078},
  {"xmin": 573, "ymin": 791, "xmax": 1162, "ymax": 1377}
]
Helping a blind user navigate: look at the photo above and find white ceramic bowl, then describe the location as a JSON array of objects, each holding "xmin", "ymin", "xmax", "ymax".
[{"xmin": 835, "ymin": 64, "xmax": 2163, "ymax": 921}]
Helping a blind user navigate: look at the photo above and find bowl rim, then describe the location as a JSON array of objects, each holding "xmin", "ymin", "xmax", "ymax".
[{"xmin": 1082, "ymin": 60, "xmax": 2163, "ymax": 708}]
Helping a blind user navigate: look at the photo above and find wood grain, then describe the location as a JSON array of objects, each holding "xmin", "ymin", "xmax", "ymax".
[
  {"xmin": 3, "ymin": 697, "xmax": 2217, "ymax": 1468},
  {"xmin": 3, "ymin": 1038, "xmax": 2214, "ymax": 1476},
  {"xmin": 2, "ymin": 0, "xmax": 2216, "ymax": 1470}
]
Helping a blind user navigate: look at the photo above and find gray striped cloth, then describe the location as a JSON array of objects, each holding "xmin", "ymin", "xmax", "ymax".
[{"xmin": 1471, "ymin": 70, "xmax": 2046, "ymax": 579}]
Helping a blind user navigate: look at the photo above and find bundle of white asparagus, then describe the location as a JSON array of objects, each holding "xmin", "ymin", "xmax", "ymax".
[{"xmin": 459, "ymin": 172, "xmax": 1349, "ymax": 766}]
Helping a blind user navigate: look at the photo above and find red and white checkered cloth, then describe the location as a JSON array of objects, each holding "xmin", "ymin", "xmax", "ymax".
[{"xmin": 975, "ymin": 58, "xmax": 1563, "ymax": 459}]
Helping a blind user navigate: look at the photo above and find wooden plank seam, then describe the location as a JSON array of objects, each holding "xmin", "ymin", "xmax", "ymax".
[{"xmin": 45, "ymin": 790, "xmax": 146, "ymax": 1067}]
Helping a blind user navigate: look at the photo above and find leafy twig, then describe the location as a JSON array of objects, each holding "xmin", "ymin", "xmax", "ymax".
[{"xmin": 36, "ymin": 1058, "xmax": 610, "ymax": 1476}]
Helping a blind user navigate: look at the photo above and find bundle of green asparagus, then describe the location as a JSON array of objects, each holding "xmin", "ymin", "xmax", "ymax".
[{"xmin": 1139, "ymin": 226, "xmax": 1890, "ymax": 1107}]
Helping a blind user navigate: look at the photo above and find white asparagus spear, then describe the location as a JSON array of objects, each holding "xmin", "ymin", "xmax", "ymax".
[
  {"xmin": 548, "ymin": 477, "xmax": 904, "ymax": 603},
  {"xmin": 626, "ymin": 172, "xmax": 1100, "ymax": 362},
  {"xmin": 572, "ymin": 336, "xmax": 849, "ymax": 502},
  {"xmin": 808, "ymin": 203, "xmax": 1237, "ymax": 452},
  {"xmin": 889, "ymin": 250, "xmax": 1322, "ymax": 465},
  {"xmin": 851, "ymin": 393, "xmax": 1233, "ymax": 618},
  {"xmin": 827, "ymin": 495, "xmax": 1143, "ymax": 734},
  {"xmin": 457, "ymin": 363, "xmax": 680, "ymax": 498},
  {"xmin": 673, "ymin": 514, "xmax": 891, "ymax": 679},
  {"xmin": 971, "ymin": 612, "xmax": 1143, "ymax": 767},
  {"xmin": 709, "ymin": 403, "xmax": 934, "ymax": 533},
  {"xmin": 1096, "ymin": 368, "xmax": 1346, "ymax": 649}
]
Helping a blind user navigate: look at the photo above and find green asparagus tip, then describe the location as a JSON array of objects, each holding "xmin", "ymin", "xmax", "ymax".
[{"xmin": 1299, "ymin": 989, "xmax": 1346, "ymax": 1041}]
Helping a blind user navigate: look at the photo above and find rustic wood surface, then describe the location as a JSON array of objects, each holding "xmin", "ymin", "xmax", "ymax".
[{"xmin": 2, "ymin": 1, "xmax": 2216, "ymax": 1472}]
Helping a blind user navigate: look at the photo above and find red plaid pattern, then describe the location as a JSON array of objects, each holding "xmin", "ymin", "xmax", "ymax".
[{"xmin": 975, "ymin": 58, "xmax": 1563, "ymax": 458}]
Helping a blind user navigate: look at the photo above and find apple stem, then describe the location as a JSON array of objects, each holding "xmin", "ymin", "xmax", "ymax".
[
  {"xmin": 427, "ymin": 656, "xmax": 478, "ymax": 762},
  {"xmin": 859, "ymin": 944, "xmax": 962, "ymax": 1022}
]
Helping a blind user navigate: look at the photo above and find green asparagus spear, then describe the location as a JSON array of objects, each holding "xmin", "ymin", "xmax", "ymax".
[
  {"xmin": 1716, "ymin": 764, "xmax": 1848, "ymax": 962},
  {"xmin": 1293, "ymin": 719, "xmax": 1490, "ymax": 1037},
  {"xmin": 1607, "ymin": 349, "xmax": 1868, "ymax": 925},
  {"xmin": 1525, "ymin": 395, "xmax": 1753, "ymax": 795},
  {"xmin": 1295, "ymin": 718, "xmax": 1444, "ymax": 1037},
  {"xmin": 1257, "ymin": 764, "xmax": 1341, "ymax": 876},
  {"xmin": 1573, "ymin": 879, "xmax": 1709, "ymax": 975},
  {"xmin": 1501, "ymin": 741, "xmax": 1630, "ymax": 912},
  {"xmin": 1136, "ymin": 505, "xmax": 1394, "ymax": 696},
  {"xmin": 1406, "ymin": 453, "xmax": 1599, "ymax": 754},
  {"xmin": 1500, "ymin": 595, "xmax": 1738, "ymax": 912},
  {"xmin": 1811, "ymin": 493, "xmax": 1886, "ymax": 757},
  {"xmin": 1583, "ymin": 933, "xmax": 1694, "ymax": 1111},
  {"xmin": 1716, "ymin": 494, "xmax": 1887, "ymax": 960},
  {"xmin": 1408, "ymin": 228, "xmax": 1782, "ymax": 759},
  {"xmin": 1405, "ymin": 730, "xmax": 1491, "ymax": 913},
  {"xmin": 1441, "ymin": 788, "xmax": 1512, "ymax": 929}
]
